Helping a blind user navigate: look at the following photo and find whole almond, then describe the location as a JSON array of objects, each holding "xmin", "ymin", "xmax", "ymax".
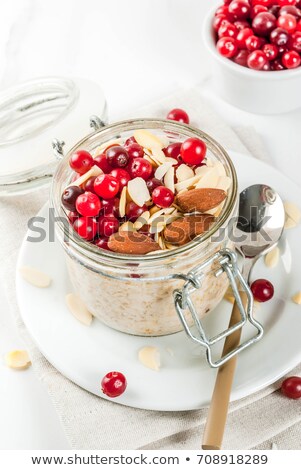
[
  {"xmin": 164, "ymin": 214, "xmax": 215, "ymax": 246},
  {"xmin": 175, "ymin": 188, "xmax": 227, "ymax": 213},
  {"xmin": 108, "ymin": 231, "xmax": 161, "ymax": 254}
]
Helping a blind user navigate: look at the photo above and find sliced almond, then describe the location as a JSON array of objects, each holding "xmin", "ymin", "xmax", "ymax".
[
  {"xmin": 194, "ymin": 167, "xmax": 220, "ymax": 189},
  {"xmin": 127, "ymin": 177, "xmax": 150, "ymax": 207},
  {"xmin": 19, "ymin": 266, "xmax": 51, "ymax": 288},
  {"xmin": 150, "ymin": 147, "xmax": 167, "ymax": 164},
  {"xmin": 119, "ymin": 221, "xmax": 135, "ymax": 232},
  {"xmin": 138, "ymin": 346, "xmax": 161, "ymax": 371},
  {"xmin": 292, "ymin": 292, "xmax": 301, "ymax": 305},
  {"xmin": 5, "ymin": 350, "xmax": 31, "ymax": 370},
  {"xmin": 176, "ymin": 164, "xmax": 194, "ymax": 182},
  {"xmin": 265, "ymin": 246, "xmax": 280, "ymax": 268},
  {"xmin": 119, "ymin": 186, "xmax": 127, "ymax": 218},
  {"xmin": 164, "ymin": 166, "xmax": 175, "ymax": 193},
  {"xmin": 155, "ymin": 162, "xmax": 173, "ymax": 180},
  {"xmin": 133, "ymin": 211, "xmax": 150, "ymax": 230},
  {"xmin": 94, "ymin": 139, "xmax": 122, "ymax": 154},
  {"xmin": 68, "ymin": 165, "xmax": 103, "ymax": 188},
  {"xmin": 158, "ymin": 233, "xmax": 166, "ymax": 249},
  {"xmin": 284, "ymin": 201, "xmax": 301, "ymax": 229},
  {"xmin": 149, "ymin": 205, "xmax": 161, "ymax": 216},
  {"xmin": 216, "ymin": 176, "xmax": 232, "ymax": 191},
  {"xmin": 176, "ymin": 188, "xmax": 227, "ymax": 213},
  {"xmin": 164, "ymin": 158, "xmax": 178, "ymax": 166},
  {"xmin": 108, "ymin": 231, "xmax": 160, "ymax": 254},
  {"xmin": 149, "ymin": 221, "xmax": 166, "ymax": 234},
  {"xmin": 214, "ymin": 161, "xmax": 227, "ymax": 177},
  {"xmin": 66, "ymin": 293, "xmax": 93, "ymax": 326},
  {"xmin": 174, "ymin": 174, "xmax": 203, "ymax": 192},
  {"xmin": 134, "ymin": 130, "xmax": 165, "ymax": 150},
  {"xmin": 148, "ymin": 207, "xmax": 175, "ymax": 225}
]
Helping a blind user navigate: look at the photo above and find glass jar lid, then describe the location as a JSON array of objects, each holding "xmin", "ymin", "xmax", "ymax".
[{"xmin": 0, "ymin": 76, "xmax": 107, "ymax": 195}]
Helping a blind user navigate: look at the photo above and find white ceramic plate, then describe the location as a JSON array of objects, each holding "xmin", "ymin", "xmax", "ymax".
[{"xmin": 16, "ymin": 151, "xmax": 301, "ymax": 411}]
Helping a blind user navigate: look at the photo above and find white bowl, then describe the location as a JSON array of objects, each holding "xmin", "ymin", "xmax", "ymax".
[{"xmin": 202, "ymin": 7, "xmax": 301, "ymax": 115}]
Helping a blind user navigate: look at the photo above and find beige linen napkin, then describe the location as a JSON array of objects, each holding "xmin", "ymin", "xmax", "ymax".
[{"xmin": 0, "ymin": 88, "xmax": 300, "ymax": 450}]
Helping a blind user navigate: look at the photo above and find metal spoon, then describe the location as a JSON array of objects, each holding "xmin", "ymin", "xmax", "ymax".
[{"xmin": 202, "ymin": 184, "xmax": 285, "ymax": 450}]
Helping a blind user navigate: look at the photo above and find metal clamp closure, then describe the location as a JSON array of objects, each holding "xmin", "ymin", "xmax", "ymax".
[{"xmin": 173, "ymin": 248, "xmax": 264, "ymax": 368}]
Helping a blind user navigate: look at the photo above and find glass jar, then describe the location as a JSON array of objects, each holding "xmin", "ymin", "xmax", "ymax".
[{"xmin": 51, "ymin": 119, "xmax": 238, "ymax": 336}]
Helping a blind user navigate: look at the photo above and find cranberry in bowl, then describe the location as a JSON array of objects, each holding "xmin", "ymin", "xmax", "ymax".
[
  {"xmin": 51, "ymin": 119, "xmax": 238, "ymax": 336},
  {"xmin": 203, "ymin": 1, "xmax": 301, "ymax": 114}
]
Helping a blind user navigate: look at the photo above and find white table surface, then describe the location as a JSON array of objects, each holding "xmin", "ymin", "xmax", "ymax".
[{"xmin": 0, "ymin": 0, "xmax": 300, "ymax": 450}]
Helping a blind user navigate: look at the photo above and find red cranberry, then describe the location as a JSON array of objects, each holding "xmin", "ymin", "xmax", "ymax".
[
  {"xmin": 152, "ymin": 186, "xmax": 174, "ymax": 208},
  {"xmin": 268, "ymin": 5, "xmax": 281, "ymax": 17},
  {"xmin": 218, "ymin": 22, "xmax": 239, "ymax": 39},
  {"xmin": 69, "ymin": 150, "xmax": 94, "ymax": 175},
  {"xmin": 110, "ymin": 168, "xmax": 131, "ymax": 190},
  {"xmin": 180, "ymin": 137, "xmax": 207, "ymax": 165},
  {"xmin": 252, "ymin": 0, "xmax": 274, "ymax": 5},
  {"xmin": 126, "ymin": 143, "xmax": 144, "ymax": 159},
  {"xmin": 166, "ymin": 108, "xmax": 190, "ymax": 124},
  {"xmin": 101, "ymin": 198, "xmax": 120, "ymax": 217},
  {"xmin": 75, "ymin": 191, "xmax": 101, "ymax": 217},
  {"xmin": 61, "ymin": 185, "xmax": 84, "ymax": 211},
  {"xmin": 297, "ymin": 19, "xmax": 301, "ymax": 31},
  {"xmin": 245, "ymin": 35, "xmax": 264, "ymax": 51},
  {"xmin": 251, "ymin": 5, "xmax": 268, "ymax": 19},
  {"xmin": 278, "ymin": 45, "xmax": 289, "ymax": 55},
  {"xmin": 228, "ymin": 1, "xmax": 251, "ymax": 20},
  {"xmin": 281, "ymin": 376, "xmax": 301, "ymax": 399},
  {"xmin": 262, "ymin": 60, "xmax": 271, "ymax": 70},
  {"xmin": 234, "ymin": 20, "xmax": 250, "ymax": 30},
  {"xmin": 233, "ymin": 49, "xmax": 250, "ymax": 66},
  {"xmin": 163, "ymin": 142, "xmax": 182, "ymax": 160},
  {"xmin": 73, "ymin": 217, "xmax": 98, "ymax": 240},
  {"xmin": 124, "ymin": 136, "xmax": 137, "ymax": 146},
  {"xmin": 128, "ymin": 158, "xmax": 153, "ymax": 180},
  {"xmin": 213, "ymin": 15, "xmax": 228, "ymax": 32},
  {"xmin": 217, "ymin": 37, "xmax": 239, "ymax": 57},
  {"xmin": 126, "ymin": 201, "xmax": 148, "ymax": 221},
  {"xmin": 98, "ymin": 215, "xmax": 119, "ymax": 237},
  {"xmin": 146, "ymin": 178, "xmax": 162, "ymax": 194},
  {"xmin": 94, "ymin": 153, "xmax": 113, "ymax": 174},
  {"xmin": 289, "ymin": 31, "xmax": 301, "ymax": 51},
  {"xmin": 236, "ymin": 28, "xmax": 253, "ymax": 48},
  {"xmin": 94, "ymin": 237, "xmax": 110, "ymax": 251},
  {"xmin": 282, "ymin": 49, "xmax": 301, "ymax": 67},
  {"xmin": 278, "ymin": 0, "xmax": 298, "ymax": 6},
  {"xmin": 252, "ymin": 12, "xmax": 277, "ymax": 36},
  {"xmin": 250, "ymin": 278, "xmax": 274, "ymax": 302},
  {"xmin": 270, "ymin": 27, "xmax": 290, "ymax": 45},
  {"xmin": 277, "ymin": 13, "xmax": 297, "ymax": 32},
  {"xmin": 280, "ymin": 5, "xmax": 301, "ymax": 18},
  {"xmin": 262, "ymin": 43, "xmax": 279, "ymax": 60},
  {"xmin": 101, "ymin": 371, "xmax": 127, "ymax": 398},
  {"xmin": 68, "ymin": 211, "xmax": 80, "ymax": 224},
  {"xmin": 94, "ymin": 174, "xmax": 120, "ymax": 199},
  {"xmin": 84, "ymin": 176, "xmax": 97, "ymax": 193},
  {"xmin": 215, "ymin": 5, "xmax": 232, "ymax": 18},
  {"xmin": 247, "ymin": 50, "xmax": 268, "ymax": 69},
  {"xmin": 271, "ymin": 58, "xmax": 285, "ymax": 69},
  {"xmin": 106, "ymin": 146, "xmax": 129, "ymax": 168}
]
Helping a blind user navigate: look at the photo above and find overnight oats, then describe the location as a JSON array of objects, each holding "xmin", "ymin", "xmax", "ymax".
[{"xmin": 51, "ymin": 118, "xmax": 238, "ymax": 336}]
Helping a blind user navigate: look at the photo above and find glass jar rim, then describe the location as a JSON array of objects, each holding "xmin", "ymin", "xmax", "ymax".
[{"xmin": 51, "ymin": 118, "xmax": 238, "ymax": 264}]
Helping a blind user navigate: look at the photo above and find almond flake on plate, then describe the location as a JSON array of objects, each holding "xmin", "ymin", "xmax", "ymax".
[
  {"xmin": 164, "ymin": 166, "xmax": 175, "ymax": 193},
  {"xmin": 5, "ymin": 350, "xmax": 31, "ymax": 370},
  {"xmin": 19, "ymin": 266, "xmax": 52, "ymax": 288},
  {"xmin": 284, "ymin": 201, "xmax": 301, "ymax": 229},
  {"xmin": 133, "ymin": 211, "xmax": 150, "ymax": 230},
  {"xmin": 66, "ymin": 293, "xmax": 93, "ymax": 326},
  {"xmin": 265, "ymin": 246, "xmax": 280, "ymax": 268},
  {"xmin": 68, "ymin": 165, "xmax": 103, "ymax": 188},
  {"xmin": 119, "ymin": 186, "xmax": 127, "ymax": 218},
  {"xmin": 138, "ymin": 346, "xmax": 161, "ymax": 371},
  {"xmin": 134, "ymin": 130, "xmax": 165, "ymax": 150},
  {"xmin": 292, "ymin": 292, "xmax": 301, "ymax": 305},
  {"xmin": 155, "ymin": 162, "xmax": 174, "ymax": 180},
  {"xmin": 176, "ymin": 164, "xmax": 195, "ymax": 182},
  {"xmin": 127, "ymin": 177, "xmax": 150, "ymax": 207}
]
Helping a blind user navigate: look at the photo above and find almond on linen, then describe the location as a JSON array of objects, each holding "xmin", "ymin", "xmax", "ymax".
[
  {"xmin": 127, "ymin": 177, "xmax": 150, "ymax": 207},
  {"xmin": 108, "ymin": 231, "xmax": 160, "ymax": 254},
  {"xmin": 5, "ymin": 350, "xmax": 31, "ymax": 370},
  {"xmin": 164, "ymin": 214, "xmax": 215, "ymax": 246},
  {"xmin": 138, "ymin": 346, "xmax": 161, "ymax": 371},
  {"xmin": 19, "ymin": 266, "xmax": 51, "ymax": 288},
  {"xmin": 66, "ymin": 293, "xmax": 93, "ymax": 326},
  {"xmin": 175, "ymin": 188, "xmax": 227, "ymax": 213}
]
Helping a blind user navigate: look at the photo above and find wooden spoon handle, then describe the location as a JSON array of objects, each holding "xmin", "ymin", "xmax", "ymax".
[{"xmin": 202, "ymin": 292, "xmax": 248, "ymax": 450}]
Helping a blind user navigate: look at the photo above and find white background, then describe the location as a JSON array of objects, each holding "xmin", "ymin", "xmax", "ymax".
[{"xmin": 0, "ymin": 0, "xmax": 300, "ymax": 450}]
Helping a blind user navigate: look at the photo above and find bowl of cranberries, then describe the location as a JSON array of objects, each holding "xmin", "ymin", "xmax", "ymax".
[{"xmin": 203, "ymin": 0, "xmax": 301, "ymax": 114}]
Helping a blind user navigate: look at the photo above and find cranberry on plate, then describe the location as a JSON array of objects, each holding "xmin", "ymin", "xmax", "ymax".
[
  {"xmin": 250, "ymin": 279, "xmax": 274, "ymax": 302},
  {"xmin": 281, "ymin": 376, "xmax": 301, "ymax": 399},
  {"xmin": 101, "ymin": 371, "xmax": 127, "ymax": 398}
]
